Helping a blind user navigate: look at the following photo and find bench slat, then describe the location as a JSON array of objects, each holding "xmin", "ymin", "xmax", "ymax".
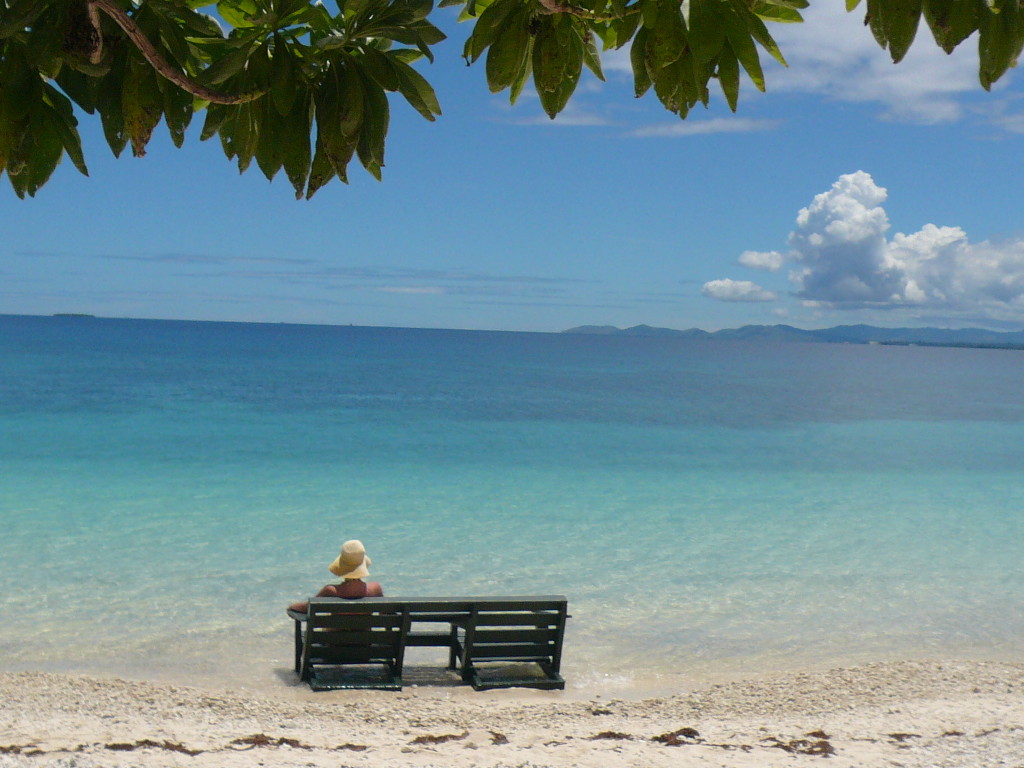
[
  {"xmin": 471, "ymin": 628, "xmax": 558, "ymax": 643},
  {"xmin": 311, "ymin": 614, "xmax": 404, "ymax": 630},
  {"xmin": 468, "ymin": 614, "xmax": 561, "ymax": 628},
  {"xmin": 309, "ymin": 630, "xmax": 403, "ymax": 646},
  {"xmin": 308, "ymin": 647, "xmax": 401, "ymax": 664},
  {"xmin": 466, "ymin": 642, "xmax": 555, "ymax": 658}
]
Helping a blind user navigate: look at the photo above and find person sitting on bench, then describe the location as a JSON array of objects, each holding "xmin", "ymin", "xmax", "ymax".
[{"xmin": 288, "ymin": 539, "xmax": 383, "ymax": 613}]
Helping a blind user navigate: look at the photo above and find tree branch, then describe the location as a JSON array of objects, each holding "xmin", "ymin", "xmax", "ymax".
[
  {"xmin": 533, "ymin": 0, "xmax": 631, "ymax": 21},
  {"xmin": 90, "ymin": 0, "xmax": 265, "ymax": 105},
  {"xmin": 86, "ymin": 0, "xmax": 103, "ymax": 64}
]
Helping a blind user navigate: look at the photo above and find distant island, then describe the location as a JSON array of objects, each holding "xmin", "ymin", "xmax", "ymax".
[{"xmin": 563, "ymin": 324, "xmax": 1024, "ymax": 350}]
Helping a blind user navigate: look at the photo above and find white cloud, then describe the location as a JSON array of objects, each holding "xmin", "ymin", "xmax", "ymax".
[
  {"xmin": 606, "ymin": 3, "xmax": 1002, "ymax": 125},
  {"xmin": 767, "ymin": 2, "xmax": 985, "ymax": 123},
  {"xmin": 511, "ymin": 108, "xmax": 612, "ymax": 127},
  {"xmin": 701, "ymin": 279, "xmax": 777, "ymax": 302},
  {"xmin": 739, "ymin": 250, "xmax": 785, "ymax": 271},
  {"xmin": 786, "ymin": 170, "xmax": 898, "ymax": 303},
  {"xmin": 371, "ymin": 286, "xmax": 445, "ymax": 294},
  {"xmin": 739, "ymin": 170, "xmax": 1024, "ymax": 322},
  {"xmin": 628, "ymin": 118, "xmax": 779, "ymax": 137}
]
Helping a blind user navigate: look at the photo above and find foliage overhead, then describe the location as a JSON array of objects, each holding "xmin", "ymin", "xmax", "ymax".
[{"xmin": 1, "ymin": 0, "xmax": 1022, "ymax": 198}]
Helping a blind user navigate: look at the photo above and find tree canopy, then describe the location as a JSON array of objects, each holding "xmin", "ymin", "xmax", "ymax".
[{"xmin": 1, "ymin": 0, "xmax": 1022, "ymax": 198}]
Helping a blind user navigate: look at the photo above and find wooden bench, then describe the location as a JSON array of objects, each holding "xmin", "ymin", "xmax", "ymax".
[{"xmin": 288, "ymin": 596, "xmax": 568, "ymax": 691}]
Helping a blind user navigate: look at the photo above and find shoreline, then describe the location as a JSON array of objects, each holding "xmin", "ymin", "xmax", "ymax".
[
  {"xmin": 4, "ymin": 642, "xmax": 1022, "ymax": 701},
  {"xmin": 3, "ymin": 659, "xmax": 1023, "ymax": 767}
]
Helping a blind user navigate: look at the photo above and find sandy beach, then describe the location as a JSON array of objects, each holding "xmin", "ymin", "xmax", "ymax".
[{"xmin": 2, "ymin": 660, "xmax": 1023, "ymax": 767}]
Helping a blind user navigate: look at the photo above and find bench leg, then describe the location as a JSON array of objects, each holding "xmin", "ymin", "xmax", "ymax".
[
  {"xmin": 448, "ymin": 624, "xmax": 458, "ymax": 670},
  {"xmin": 293, "ymin": 619, "xmax": 303, "ymax": 675}
]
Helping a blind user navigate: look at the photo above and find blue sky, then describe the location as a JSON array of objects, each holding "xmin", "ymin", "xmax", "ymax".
[{"xmin": 4, "ymin": 2, "xmax": 1024, "ymax": 332}]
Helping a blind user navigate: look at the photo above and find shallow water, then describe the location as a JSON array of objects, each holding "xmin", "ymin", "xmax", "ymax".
[{"xmin": 1, "ymin": 316, "xmax": 1023, "ymax": 691}]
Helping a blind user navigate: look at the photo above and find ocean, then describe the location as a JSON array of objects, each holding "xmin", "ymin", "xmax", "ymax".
[{"xmin": 1, "ymin": 315, "xmax": 1022, "ymax": 692}]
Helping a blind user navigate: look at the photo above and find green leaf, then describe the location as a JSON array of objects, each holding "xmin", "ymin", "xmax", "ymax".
[
  {"xmin": 730, "ymin": 0, "xmax": 787, "ymax": 66},
  {"xmin": 610, "ymin": 11, "xmax": 641, "ymax": 50},
  {"xmin": 631, "ymin": 26, "xmax": 653, "ymax": 96},
  {"xmin": 647, "ymin": 0, "xmax": 688, "ymax": 70},
  {"xmin": 337, "ymin": 62, "xmax": 366, "ymax": 136},
  {"xmin": 923, "ymin": 0, "xmax": 979, "ymax": 54},
  {"xmin": 201, "ymin": 103, "xmax": 230, "ymax": 140},
  {"xmin": 46, "ymin": 104, "xmax": 89, "ymax": 177},
  {"xmin": 314, "ymin": 66, "xmax": 358, "ymax": 180},
  {"xmin": 580, "ymin": 27, "xmax": 606, "ymax": 80},
  {"xmin": 256, "ymin": 98, "xmax": 284, "ymax": 180},
  {"xmin": 717, "ymin": 42, "xmax": 740, "ymax": 110},
  {"xmin": 873, "ymin": 0, "xmax": 923, "ymax": 62},
  {"xmin": 35, "ymin": 82, "xmax": 87, "ymax": 176},
  {"xmin": 652, "ymin": 57, "xmax": 685, "ymax": 115},
  {"xmin": 156, "ymin": 12, "xmax": 193, "ymax": 68},
  {"xmin": 305, "ymin": 136, "xmax": 338, "ymax": 197},
  {"xmin": 200, "ymin": 42, "xmax": 256, "ymax": 85},
  {"xmin": 55, "ymin": 67, "xmax": 97, "ymax": 114},
  {"xmin": 160, "ymin": 74, "xmax": 194, "ymax": 148},
  {"xmin": 22, "ymin": 102, "xmax": 64, "ymax": 196},
  {"xmin": 865, "ymin": 0, "xmax": 890, "ymax": 49},
  {"xmin": 508, "ymin": 37, "xmax": 533, "ymax": 103},
  {"xmin": 688, "ymin": 0, "xmax": 727, "ymax": 64},
  {"xmin": 485, "ymin": 16, "xmax": 530, "ymax": 92},
  {"xmin": 281, "ymin": 95, "xmax": 312, "ymax": 198},
  {"xmin": 0, "ymin": 0, "xmax": 49, "ymax": 39},
  {"xmin": 178, "ymin": 8, "xmax": 226, "ymax": 37},
  {"xmin": 751, "ymin": 2, "xmax": 803, "ymax": 23},
  {"xmin": 393, "ymin": 57, "xmax": 441, "ymax": 119},
  {"xmin": 95, "ymin": 54, "xmax": 129, "ymax": 158},
  {"xmin": 549, "ymin": 35, "xmax": 584, "ymax": 116},
  {"xmin": 122, "ymin": 57, "xmax": 165, "ymax": 157},
  {"xmin": 271, "ymin": 40, "xmax": 298, "ymax": 115},
  {"xmin": 641, "ymin": 0, "xmax": 660, "ymax": 29},
  {"xmin": 979, "ymin": 0, "xmax": 1023, "ymax": 89},
  {"xmin": 228, "ymin": 102, "xmax": 260, "ymax": 172},
  {"xmin": 316, "ymin": 34, "xmax": 348, "ymax": 51},
  {"xmin": 218, "ymin": 0, "xmax": 261, "ymax": 28},
  {"xmin": 361, "ymin": 47, "xmax": 401, "ymax": 90},
  {"xmin": 532, "ymin": 17, "xmax": 583, "ymax": 118},
  {"xmin": 531, "ymin": 18, "xmax": 561, "ymax": 95},
  {"xmin": 721, "ymin": 4, "xmax": 765, "ymax": 90},
  {"xmin": 0, "ymin": 51, "xmax": 38, "ymax": 123},
  {"xmin": 356, "ymin": 74, "xmax": 389, "ymax": 178},
  {"xmin": 463, "ymin": 0, "xmax": 517, "ymax": 63}
]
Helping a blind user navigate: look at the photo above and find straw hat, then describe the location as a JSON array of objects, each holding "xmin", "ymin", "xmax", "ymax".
[{"xmin": 328, "ymin": 540, "xmax": 371, "ymax": 579}]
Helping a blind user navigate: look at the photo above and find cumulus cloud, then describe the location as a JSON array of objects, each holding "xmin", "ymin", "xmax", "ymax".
[
  {"xmin": 725, "ymin": 170, "xmax": 1024, "ymax": 322},
  {"xmin": 701, "ymin": 279, "xmax": 777, "ymax": 302},
  {"xmin": 739, "ymin": 250, "xmax": 785, "ymax": 271}
]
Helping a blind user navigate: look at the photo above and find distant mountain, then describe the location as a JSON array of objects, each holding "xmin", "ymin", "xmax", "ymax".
[
  {"xmin": 562, "ymin": 325, "xmax": 623, "ymax": 335},
  {"xmin": 562, "ymin": 324, "xmax": 1024, "ymax": 348}
]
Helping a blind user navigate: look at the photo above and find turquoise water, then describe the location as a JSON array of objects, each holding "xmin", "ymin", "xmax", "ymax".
[{"xmin": 1, "ymin": 316, "xmax": 1023, "ymax": 690}]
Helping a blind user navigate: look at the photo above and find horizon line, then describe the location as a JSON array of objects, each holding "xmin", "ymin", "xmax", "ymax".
[{"xmin": 3, "ymin": 312, "xmax": 1022, "ymax": 337}]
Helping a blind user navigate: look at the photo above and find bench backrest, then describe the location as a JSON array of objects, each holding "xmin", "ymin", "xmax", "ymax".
[
  {"xmin": 303, "ymin": 600, "xmax": 411, "ymax": 674},
  {"xmin": 461, "ymin": 599, "xmax": 568, "ymax": 671}
]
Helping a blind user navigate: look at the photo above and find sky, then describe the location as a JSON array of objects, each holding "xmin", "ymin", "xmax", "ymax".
[{"xmin": 3, "ymin": 2, "xmax": 1024, "ymax": 332}]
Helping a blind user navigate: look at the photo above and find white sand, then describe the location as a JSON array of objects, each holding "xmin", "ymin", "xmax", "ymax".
[{"xmin": 2, "ymin": 660, "xmax": 1023, "ymax": 767}]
